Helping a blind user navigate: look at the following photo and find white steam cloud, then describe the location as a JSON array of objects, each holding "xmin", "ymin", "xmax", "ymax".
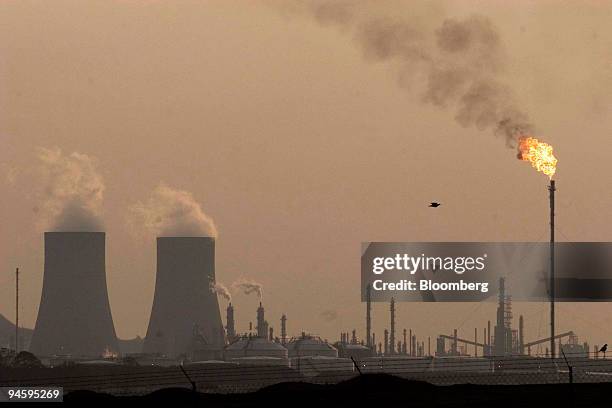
[
  {"xmin": 36, "ymin": 147, "xmax": 105, "ymax": 231},
  {"xmin": 210, "ymin": 281, "xmax": 232, "ymax": 302},
  {"xmin": 232, "ymin": 278, "xmax": 264, "ymax": 300},
  {"xmin": 130, "ymin": 183, "xmax": 217, "ymax": 237}
]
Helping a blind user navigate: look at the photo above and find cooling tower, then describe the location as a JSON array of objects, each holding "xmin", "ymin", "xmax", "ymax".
[
  {"xmin": 143, "ymin": 237, "xmax": 224, "ymax": 357},
  {"xmin": 30, "ymin": 232, "xmax": 118, "ymax": 357}
]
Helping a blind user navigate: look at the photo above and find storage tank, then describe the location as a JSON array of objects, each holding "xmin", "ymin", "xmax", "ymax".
[
  {"xmin": 224, "ymin": 336, "xmax": 288, "ymax": 360},
  {"xmin": 286, "ymin": 334, "xmax": 338, "ymax": 358}
]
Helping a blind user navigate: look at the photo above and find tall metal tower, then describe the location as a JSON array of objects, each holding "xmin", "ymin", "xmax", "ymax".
[
  {"xmin": 549, "ymin": 179, "xmax": 556, "ymax": 359},
  {"xmin": 15, "ymin": 268, "xmax": 18, "ymax": 353},
  {"xmin": 366, "ymin": 284, "xmax": 372, "ymax": 348},
  {"xmin": 390, "ymin": 297, "xmax": 395, "ymax": 355}
]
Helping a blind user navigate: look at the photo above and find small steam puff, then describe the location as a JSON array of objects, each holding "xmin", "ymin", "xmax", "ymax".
[
  {"xmin": 130, "ymin": 183, "xmax": 217, "ymax": 237},
  {"xmin": 232, "ymin": 278, "xmax": 264, "ymax": 300},
  {"xmin": 320, "ymin": 310, "xmax": 338, "ymax": 322},
  {"xmin": 210, "ymin": 281, "xmax": 232, "ymax": 302},
  {"xmin": 299, "ymin": 2, "xmax": 534, "ymax": 146},
  {"xmin": 36, "ymin": 147, "xmax": 105, "ymax": 231}
]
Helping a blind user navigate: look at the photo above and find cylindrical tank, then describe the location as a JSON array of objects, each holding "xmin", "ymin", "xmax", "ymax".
[
  {"xmin": 143, "ymin": 237, "xmax": 224, "ymax": 357},
  {"xmin": 286, "ymin": 334, "xmax": 338, "ymax": 358},
  {"xmin": 224, "ymin": 336, "xmax": 288, "ymax": 360},
  {"xmin": 30, "ymin": 232, "xmax": 118, "ymax": 357}
]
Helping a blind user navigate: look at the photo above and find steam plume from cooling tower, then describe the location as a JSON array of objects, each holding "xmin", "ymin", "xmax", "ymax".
[
  {"xmin": 35, "ymin": 147, "xmax": 104, "ymax": 231},
  {"xmin": 211, "ymin": 281, "xmax": 232, "ymax": 302},
  {"xmin": 232, "ymin": 278, "xmax": 264, "ymax": 300},
  {"xmin": 130, "ymin": 183, "xmax": 217, "ymax": 237},
  {"xmin": 290, "ymin": 1, "xmax": 534, "ymax": 147}
]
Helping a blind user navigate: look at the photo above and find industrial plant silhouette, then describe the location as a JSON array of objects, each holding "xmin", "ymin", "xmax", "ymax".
[{"xmin": 2, "ymin": 228, "xmax": 609, "ymax": 408}]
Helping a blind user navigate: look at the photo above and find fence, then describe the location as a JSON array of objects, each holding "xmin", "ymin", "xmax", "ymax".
[{"xmin": 2, "ymin": 351, "xmax": 612, "ymax": 395}]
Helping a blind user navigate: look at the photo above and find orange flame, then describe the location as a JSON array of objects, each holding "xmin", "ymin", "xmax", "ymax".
[{"xmin": 517, "ymin": 136, "xmax": 557, "ymax": 179}]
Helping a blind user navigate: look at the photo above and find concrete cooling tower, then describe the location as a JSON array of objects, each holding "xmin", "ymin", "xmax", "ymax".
[
  {"xmin": 143, "ymin": 237, "xmax": 224, "ymax": 357},
  {"xmin": 30, "ymin": 232, "xmax": 118, "ymax": 357}
]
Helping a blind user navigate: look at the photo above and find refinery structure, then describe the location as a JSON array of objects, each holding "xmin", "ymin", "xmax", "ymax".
[{"xmin": 18, "ymin": 224, "xmax": 597, "ymax": 374}]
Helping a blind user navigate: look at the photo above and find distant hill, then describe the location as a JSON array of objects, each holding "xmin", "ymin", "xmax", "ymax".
[
  {"xmin": 0, "ymin": 313, "xmax": 33, "ymax": 350},
  {"xmin": 0, "ymin": 313, "xmax": 143, "ymax": 355}
]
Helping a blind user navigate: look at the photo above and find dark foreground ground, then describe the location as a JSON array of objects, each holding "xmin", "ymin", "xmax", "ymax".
[{"xmin": 64, "ymin": 374, "xmax": 612, "ymax": 407}]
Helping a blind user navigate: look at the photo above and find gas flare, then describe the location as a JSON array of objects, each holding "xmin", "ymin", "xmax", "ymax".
[{"xmin": 517, "ymin": 136, "xmax": 558, "ymax": 179}]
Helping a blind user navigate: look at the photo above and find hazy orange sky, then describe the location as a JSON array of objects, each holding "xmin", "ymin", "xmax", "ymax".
[{"xmin": 1, "ymin": 1, "xmax": 611, "ymax": 351}]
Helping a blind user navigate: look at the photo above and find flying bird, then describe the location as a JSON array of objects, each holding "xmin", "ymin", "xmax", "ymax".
[{"xmin": 429, "ymin": 202, "xmax": 441, "ymax": 208}]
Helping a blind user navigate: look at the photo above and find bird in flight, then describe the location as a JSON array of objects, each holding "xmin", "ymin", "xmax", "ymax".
[{"xmin": 429, "ymin": 202, "xmax": 441, "ymax": 208}]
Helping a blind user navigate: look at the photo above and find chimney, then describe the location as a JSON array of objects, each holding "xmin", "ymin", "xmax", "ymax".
[
  {"xmin": 30, "ymin": 232, "xmax": 118, "ymax": 357},
  {"xmin": 281, "ymin": 314, "xmax": 287, "ymax": 344},
  {"xmin": 409, "ymin": 329, "xmax": 412, "ymax": 356},
  {"xmin": 519, "ymin": 315, "xmax": 525, "ymax": 355},
  {"xmin": 390, "ymin": 298, "xmax": 395, "ymax": 354},
  {"xmin": 384, "ymin": 329, "xmax": 389, "ymax": 355},
  {"xmin": 366, "ymin": 283, "xmax": 372, "ymax": 347},
  {"xmin": 226, "ymin": 303, "xmax": 235, "ymax": 340},
  {"xmin": 256, "ymin": 302, "xmax": 266, "ymax": 338}
]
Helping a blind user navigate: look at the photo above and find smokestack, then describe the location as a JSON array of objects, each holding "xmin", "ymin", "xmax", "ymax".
[
  {"xmin": 226, "ymin": 303, "xmax": 235, "ymax": 340},
  {"xmin": 549, "ymin": 179, "xmax": 556, "ymax": 359},
  {"xmin": 409, "ymin": 329, "xmax": 412, "ymax": 356},
  {"xmin": 389, "ymin": 297, "xmax": 395, "ymax": 355},
  {"xmin": 494, "ymin": 277, "xmax": 506, "ymax": 356},
  {"xmin": 144, "ymin": 237, "xmax": 224, "ymax": 357},
  {"xmin": 281, "ymin": 314, "xmax": 287, "ymax": 344},
  {"xmin": 15, "ymin": 268, "xmax": 18, "ymax": 353},
  {"xmin": 483, "ymin": 327, "xmax": 487, "ymax": 355},
  {"xmin": 256, "ymin": 302, "xmax": 266, "ymax": 338},
  {"xmin": 519, "ymin": 315, "xmax": 525, "ymax": 355},
  {"xmin": 366, "ymin": 283, "xmax": 372, "ymax": 347},
  {"xmin": 384, "ymin": 329, "xmax": 389, "ymax": 355},
  {"xmin": 30, "ymin": 232, "xmax": 118, "ymax": 357}
]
